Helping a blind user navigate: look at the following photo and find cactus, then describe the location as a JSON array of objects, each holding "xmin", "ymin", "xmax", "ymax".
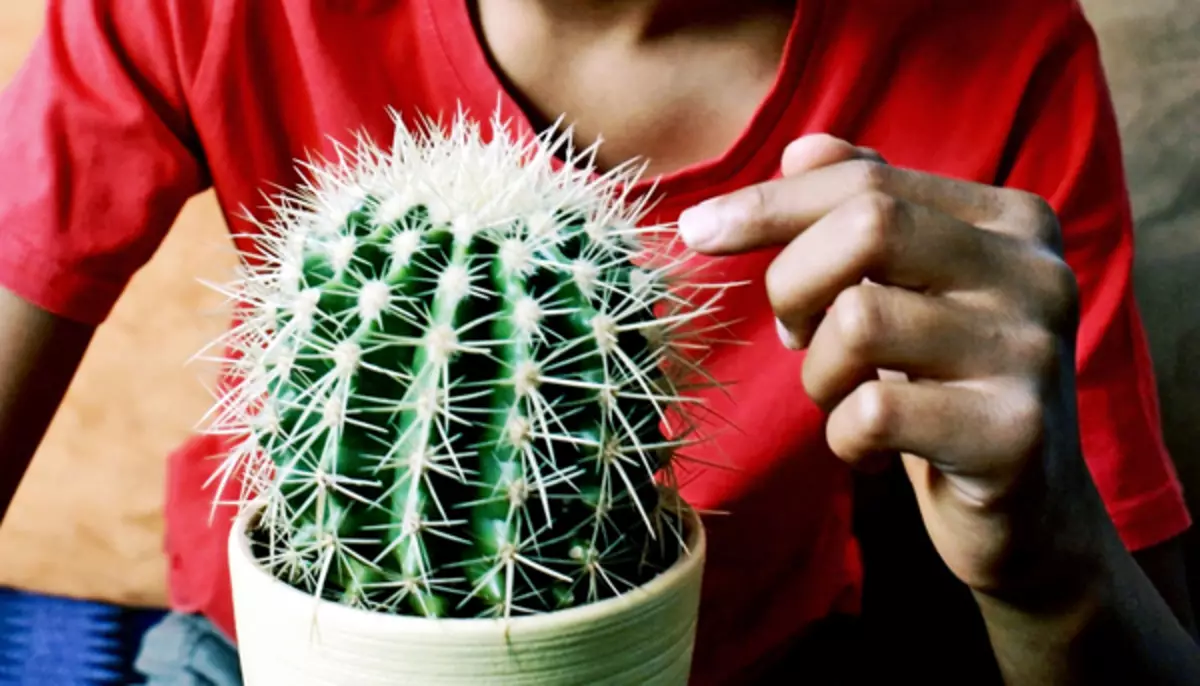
[{"xmin": 198, "ymin": 110, "xmax": 732, "ymax": 620}]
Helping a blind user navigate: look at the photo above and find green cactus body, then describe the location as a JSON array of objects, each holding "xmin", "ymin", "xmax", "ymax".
[{"xmin": 203, "ymin": 112, "xmax": 728, "ymax": 619}]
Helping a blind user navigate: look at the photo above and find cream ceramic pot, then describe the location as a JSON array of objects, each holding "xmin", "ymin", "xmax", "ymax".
[{"xmin": 227, "ymin": 504, "xmax": 707, "ymax": 685}]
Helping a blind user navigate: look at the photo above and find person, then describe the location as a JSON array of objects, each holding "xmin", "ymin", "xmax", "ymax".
[{"xmin": 0, "ymin": 0, "xmax": 1198, "ymax": 683}]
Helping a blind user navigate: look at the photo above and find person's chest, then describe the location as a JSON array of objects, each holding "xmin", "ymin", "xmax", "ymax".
[
  {"xmin": 190, "ymin": 0, "xmax": 1034, "ymax": 227},
  {"xmin": 185, "ymin": 0, "xmax": 1045, "ymax": 505}
]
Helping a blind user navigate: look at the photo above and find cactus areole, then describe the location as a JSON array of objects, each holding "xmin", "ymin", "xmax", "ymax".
[{"xmin": 203, "ymin": 110, "xmax": 730, "ymax": 624}]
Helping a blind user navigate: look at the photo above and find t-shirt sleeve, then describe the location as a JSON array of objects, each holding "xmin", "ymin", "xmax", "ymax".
[
  {"xmin": 0, "ymin": 0, "xmax": 211, "ymax": 324},
  {"xmin": 999, "ymin": 7, "xmax": 1190, "ymax": 552}
]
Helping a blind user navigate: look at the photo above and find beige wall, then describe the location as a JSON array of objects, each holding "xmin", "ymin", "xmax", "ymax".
[
  {"xmin": 0, "ymin": 2, "xmax": 1196, "ymax": 609},
  {"xmin": 1082, "ymin": 0, "xmax": 1200, "ymax": 614},
  {"xmin": 0, "ymin": 3, "xmax": 233, "ymax": 607},
  {"xmin": 1084, "ymin": 0, "xmax": 1200, "ymax": 510}
]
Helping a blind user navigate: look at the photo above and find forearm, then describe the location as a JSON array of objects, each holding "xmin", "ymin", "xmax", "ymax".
[
  {"xmin": 1134, "ymin": 536, "xmax": 1198, "ymax": 638},
  {"xmin": 974, "ymin": 519, "xmax": 1200, "ymax": 684},
  {"xmin": 0, "ymin": 287, "xmax": 92, "ymax": 522}
]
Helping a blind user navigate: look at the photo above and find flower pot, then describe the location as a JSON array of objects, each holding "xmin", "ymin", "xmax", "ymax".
[{"xmin": 227, "ymin": 503, "xmax": 707, "ymax": 685}]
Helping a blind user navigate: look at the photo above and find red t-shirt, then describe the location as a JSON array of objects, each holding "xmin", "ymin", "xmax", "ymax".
[{"xmin": 0, "ymin": 0, "xmax": 1189, "ymax": 683}]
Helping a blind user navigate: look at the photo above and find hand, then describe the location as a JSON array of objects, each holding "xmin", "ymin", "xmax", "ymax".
[{"xmin": 678, "ymin": 134, "xmax": 1096, "ymax": 599}]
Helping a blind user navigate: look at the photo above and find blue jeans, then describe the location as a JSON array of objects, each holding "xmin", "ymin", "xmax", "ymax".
[{"xmin": 134, "ymin": 612, "xmax": 243, "ymax": 686}]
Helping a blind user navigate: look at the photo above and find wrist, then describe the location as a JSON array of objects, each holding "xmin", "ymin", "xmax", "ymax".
[
  {"xmin": 971, "ymin": 564, "xmax": 1105, "ymax": 637},
  {"xmin": 970, "ymin": 581, "xmax": 1105, "ymax": 686},
  {"xmin": 968, "ymin": 526, "xmax": 1200, "ymax": 685},
  {"xmin": 965, "ymin": 469, "xmax": 1119, "ymax": 677}
]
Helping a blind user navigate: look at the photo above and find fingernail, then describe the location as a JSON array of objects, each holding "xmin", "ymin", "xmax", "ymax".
[
  {"xmin": 776, "ymin": 318, "xmax": 800, "ymax": 349},
  {"xmin": 678, "ymin": 201, "xmax": 722, "ymax": 250}
]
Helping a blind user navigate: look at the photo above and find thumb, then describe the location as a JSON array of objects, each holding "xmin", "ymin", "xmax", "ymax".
[{"xmin": 781, "ymin": 134, "xmax": 887, "ymax": 177}]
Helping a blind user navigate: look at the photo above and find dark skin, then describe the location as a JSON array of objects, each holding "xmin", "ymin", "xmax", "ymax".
[
  {"xmin": 2, "ymin": 0, "xmax": 1197, "ymax": 680},
  {"xmin": 0, "ymin": 289, "xmax": 92, "ymax": 517},
  {"xmin": 480, "ymin": 0, "xmax": 1197, "ymax": 636},
  {"xmin": 681, "ymin": 135, "xmax": 1200, "ymax": 682},
  {"xmin": 475, "ymin": 0, "xmax": 795, "ymax": 176}
]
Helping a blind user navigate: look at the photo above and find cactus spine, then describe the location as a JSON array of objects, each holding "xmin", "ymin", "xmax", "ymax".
[{"xmin": 200, "ymin": 111, "xmax": 730, "ymax": 620}]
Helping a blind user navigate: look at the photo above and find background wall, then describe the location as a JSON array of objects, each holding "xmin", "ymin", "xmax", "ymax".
[
  {"xmin": 1082, "ymin": 0, "xmax": 1200, "ymax": 616},
  {"xmin": 0, "ymin": 1, "xmax": 1196, "ymax": 610}
]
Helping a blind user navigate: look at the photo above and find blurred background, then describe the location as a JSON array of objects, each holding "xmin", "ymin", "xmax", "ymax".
[{"xmin": 0, "ymin": 0, "xmax": 1196, "ymax": 680}]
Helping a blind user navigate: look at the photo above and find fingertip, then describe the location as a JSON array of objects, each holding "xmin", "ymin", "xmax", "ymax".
[
  {"xmin": 825, "ymin": 381, "xmax": 894, "ymax": 463},
  {"xmin": 775, "ymin": 314, "xmax": 819, "ymax": 352},
  {"xmin": 775, "ymin": 317, "xmax": 800, "ymax": 349},
  {"xmin": 827, "ymin": 414, "xmax": 886, "ymax": 472},
  {"xmin": 781, "ymin": 134, "xmax": 859, "ymax": 176},
  {"xmin": 678, "ymin": 202, "xmax": 722, "ymax": 252}
]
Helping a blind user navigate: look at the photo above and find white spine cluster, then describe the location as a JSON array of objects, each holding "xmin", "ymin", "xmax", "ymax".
[{"xmin": 193, "ymin": 107, "xmax": 739, "ymax": 619}]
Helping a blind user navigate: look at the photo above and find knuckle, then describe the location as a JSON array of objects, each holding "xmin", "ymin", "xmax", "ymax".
[
  {"xmin": 830, "ymin": 285, "xmax": 883, "ymax": 359},
  {"xmin": 1012, "ymin": 191, "xmax": 1062, "ymax": 248},
  {"xmin": 1016, "ymin": 190, "xmax": 1053, "ymax": 218},
  {"xmin": 1002, "ymin": 385, "xmax": 1046, "ymax": 460},
  {"xmin": 853, "ymin": 381, "xmax": 897, "ymax": 449},
  {"xmin": 847, "ymin": 191, "xmax": 899, "ymax": 258},
  {"xmin": 1048, "ymin": 260, "xmax": 1080, "ymax": 313},
  {"xmin": 849, "ymin": 159, "xmax": 892, "ymax": 193},
  {"xmin": 1010, "ymin": 324, "xmax": 1060, "ymax": 379},
  {"xmin": 1036, "ymin": 256, "xmax": 1080, "ymax": 326},
  {"xmin": 739, "ymin": 182, "xmax": 772, "ymax": 226},
  {"xmin": 1035, "ymin": 213, "xmax": 1063, "ymax": 252}
]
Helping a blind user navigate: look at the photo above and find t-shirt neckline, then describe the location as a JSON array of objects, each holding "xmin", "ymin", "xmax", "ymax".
[{"xmin": 422, "ymin": 0, "xmax": 820, "ymax": 202}]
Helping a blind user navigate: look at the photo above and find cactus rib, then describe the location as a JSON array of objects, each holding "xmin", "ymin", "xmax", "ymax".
[{"xmin": 197, "ymin": 109, "xmax": 734, "ymax": 619}]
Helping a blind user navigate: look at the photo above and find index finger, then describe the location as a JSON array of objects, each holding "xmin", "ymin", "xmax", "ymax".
[{"xmin": 679, "ymin": 159, "xmax": 1013, "ymax": 255}]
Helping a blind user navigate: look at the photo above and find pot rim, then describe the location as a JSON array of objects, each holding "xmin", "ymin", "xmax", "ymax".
[{"xmin": 228, "ymin": 500, "xmax": 707, "ymax": 635}]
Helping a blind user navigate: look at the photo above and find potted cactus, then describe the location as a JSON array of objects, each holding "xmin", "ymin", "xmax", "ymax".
[{"xmin": 198, "ymin": 110, "xmax": 732, "ymax": 685}]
